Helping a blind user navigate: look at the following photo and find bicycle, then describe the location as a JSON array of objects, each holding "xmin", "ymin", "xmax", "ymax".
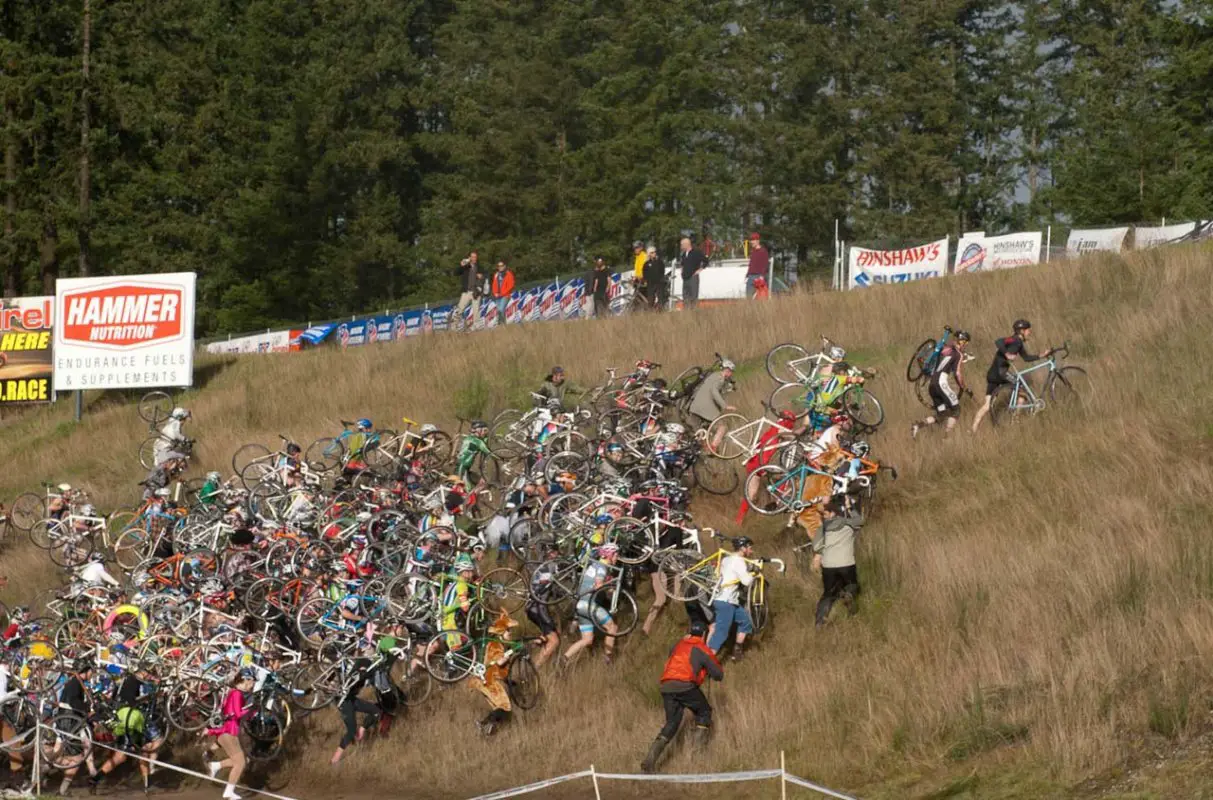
[
  {"xmin": 365, "ymin": 417, "xmax": 454, "ymax": 472},
  {"xmin": 657, "ymin": 535, "xmax": 784, "ymax": 634},
  {"xmin": 989, "ymin": 342, "xmax": 1089, "ymax": 425},
  {"xmin": 765, "ymin": 335, "xmax": 842, "ymax": 385}
]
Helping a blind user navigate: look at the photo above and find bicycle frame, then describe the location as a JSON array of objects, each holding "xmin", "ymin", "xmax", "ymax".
[{"xmin": 1001, "ymin": 357, "xmax": 1057, "ymax": 415}]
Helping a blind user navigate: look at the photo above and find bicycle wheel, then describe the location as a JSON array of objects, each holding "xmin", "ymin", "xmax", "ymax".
[
  {"xmin": 139, "ymin": 435, "xmax": 163, "ymax": 470},
  {"xmin": 669, "ymin": 366, "xmax": 704, "ymax": 401},
  {"xmin": 239, "ymin": 459, "xmax": 278, "ymax": 491},
  {"xmin": 295, "ymin": 597, "xmax": 339, "ymax": 649},
  {"xmin": 242, "ymin": 707, "xmax": 287, "ymax": 762},
  {"xmin": 305, "ymin": 437, "xmax": 344, "ymax": 473},
  {"xmin": 49, "ymin": 533, "xmax": 92, "ymax": 569},
  {"xmin": 41, "ymin": 711, "xmax": 91, "ymax": 770},
  {"xmin": 179, "ymin": 548, "xmax": 218, "ymax": 589},
  {"xmin": 9, "ymin": 493, "xmax": 45, "ymax": 532},
  {"xmin": 28, "ymin": 517, "xmax": 63, "ymax": 549},
  {"xmin": 988, "ymin": 383, "xmax": 1025, "ymax": 426},
  {"xmin": 506, "ymin": 656, "xmax": 541, "ymax": 710},
  {"xmin": 914, "ymin": 376, "xmax": 934, "ymax": 409},
  {"xmin": 604, "ymin": 516, "xmax": 655, "ymax": 565},
  {"xmin": 1048, "ymin": 366, "xmax": 1090, "ymax": 411},
  {"xmin": 0, "ymin": 695, "xmax": 37, "ymax": 754},
  {"xmin": 166, "ymin": 677, "xmax": 222, "ymax": 732},
  {"xmin": 114, "ymin": 528, "xmax": 153, "ymax": 570},
  {"xmin": 544, "ymin": 451, "xmax": 589, "ymax": 484},
  {"xmin": 906, "ymin": 339, "xmax": 936, "ymax": 382},
  {"xmin": 138, "ymin": 390, "xmax": 173, "ymax": 425},
  {"xmin": 657, "ymin": 550, "xmax": 712, "ymax": 603},
  {"xmin": 705, "ymin": 413, "xmax": 749, "ymax": 460},
  {"xmin": 418, "ymin": 431, "xmax": 455, "ymax": 469},
  {"xmin": 479, "ymin": 568, "xmax": 529, "ymax": 615},
  {"xmin": 424, "ymin": 630, "xmax": 479, "ymax": 683},
  {"xmin": 691, "ymin": 457, "xmax": 739, "ymax": 496},
  {"xmin": 750, "ymin": 600, "xmax": 769, "ymax": 635},
  {"xmin": 394, "ymin": 659, "xmax": 434, "ymax": 708},
  {"xmin": 766, "ymin": 343, "xmax": 812, "ymax": 384},
  {"xmin": 588, "ymin": 587, "xmax": 637, "ymax": 637},
  {"xmin": 745, "ymin": 465, "xmax": 793, "ymax": 515},
  {"xmin": 232, "ymin": 443, "xmax": 271, "ymax": 477},
  {"xmin": 489, "ymin": 410, "xmax": 526, "ymax": 459},
  {"xmin": 844, "ymin": 388, "xmax": 884, "ymax": 428}
]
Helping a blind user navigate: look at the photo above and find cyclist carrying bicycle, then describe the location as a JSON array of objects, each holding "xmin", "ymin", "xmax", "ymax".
[
  {"xmin": 153, "ymin": 407, "xmax": 192, "ymax": 467},
  {"xmin": 912, "ymin": 330, "xmax": 971, "ymax": 438},
  {"xmin": 706, "ymin": 537, "xmax": 756, "ymax": 661},
  {"xmin": 562, "ymin": 542, "xmax": 620, "ymax": 667},
  {"xmin": 441, "ymin": 553, "xmax": 478, "ymax": 636},
  {"xmin": 971, "ymin": 319, "xmax": 1054, "ymax": 433},
  {"xmin": 525, "ymin": 542, "xmax": 563, "ymax": 667},
  {"xmin": 472, "ymin": 611, "xmax": 521, "ymax": 736},
  {"xmin": 455, "ymin": 420, "xmax": 492, "ymax": 486}
]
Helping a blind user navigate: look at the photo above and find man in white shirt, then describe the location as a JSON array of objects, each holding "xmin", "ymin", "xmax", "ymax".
[
  {"xmin": 706, "ymin": 537, "xmax": 755, "ymax": 661},
  {"xmin": 77, "ymin": 553, "xmax": 120, "ymax": 588},
  {"xmin": 153, "ymin": 407, "xmax": 191, "ymax": 467}
]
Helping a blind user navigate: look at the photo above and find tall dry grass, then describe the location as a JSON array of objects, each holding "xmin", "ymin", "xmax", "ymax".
[{"xmin": 3, "ymin": 245, "xmax": 1213, "ymax": 798}]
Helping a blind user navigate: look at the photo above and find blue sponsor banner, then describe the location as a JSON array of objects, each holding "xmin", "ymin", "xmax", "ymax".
[
  {"xmin": 520, "ymin": 287, "xmax": 542, "ymax": 322},
  {"xmin": 504, "ymin": 293, "xmax": 523, "ymax": 324},
  {"xmin": 559, "ymin": 279, "xmax": 584, "ymax": 320},
  {"xmin": 402, "ymin": 310, "xmax": 424, "ymax": 337},
  {"xmin": 299, "ymin": 323, "xmax": 336, "ymax": 345},
  {"xmin": 608, "ymin": 273, "xmax": 630, "ymax": 314},
  {"xmin": 538, "ymin": 282, "xmax": 561, "ymax": 321},
  {"xmin": 430, "ymin": 305, "xmax": 453, "ymax": 332}
]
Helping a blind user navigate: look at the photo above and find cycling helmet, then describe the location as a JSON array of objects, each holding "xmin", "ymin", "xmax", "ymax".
[
  {"xmin": 828, "ymin": 345, "xmax": 847, "ymax": 362},
  {"xmin": 598, "ymin": 542, "xmax": 620, "ymax": 555},
  {"xmin": 546, "ymin": 397, "xmax": 562, "ymax": 411},
  {"xmin": 418, "ymin": 531, "xmax": 438, "ymax": 544},
  {"xmin": 154, "ymin": 488, "xmax": 171, "ymax": 498},
  {"xmin": 57, "ymin": 483, "xmax": 72, "ymax": 493},
  {"xmin": 551, "ymin": 366, "xmax": 564, "ymax": 375},
  {"xmin": 355, "ymin": 511, "xmax": 373, "ymax": 523},
  {"xmin": 238, "ymin": 667, "xmax": 257, "ymax": 682},
  {"xmin": 419, "ymin": 423, "xmax": 438, "ymax": 435},
  {"xmin": 664, "ymin": 423, "xmax": 686, "ymax": 435},
  {"xmin": 357, "ymin": 418, "xmax": 373, "ymax": 431},
  {"xmin": 632, "ymin": 240, "xmax": 644, "ymax": 249},
  {"xmin": 471, "ymin": 420, "xmax": 488, "ymax": 433},
  {"xmin": 604, "ymin": 441, "xmax": 624, "ymax": 454},
  {"xmin": 453, "ymin": 553, "xmax": 476, "ymax": 572},
  {"xmin": 79, "ymin": 504, "xmax": 96, "ymax": 517},
  {"xmin": 955, "ymin": 330, "xmax": 971, "ymax": 343},
  {"xmin": 11, "ymin": 606, "xmax": 27, "ymax": 621},
  {"xmin": 73, "ymin": 656, "xmax": 95, "ymax": 673},
  {"xmin": 830, "ymin": 413, "xmax": 850, "ymax": 426},
  {"xmin": 87, "ymin": 551, "xmax": 105, "ymax": 563},
  {"xmin": 171, "ymin": 407, "xmax": 190, "ymax": 420},
  {"xmin": 286, "ymin": 442, "xmax": 302, "ymax": 455},
  {"xmin": 593, "ymin": 513, "xmax": 613, "ymax": 526},
  {"xmin": 197, "ymin": 578, "xmax": 224, "ymax": 597},
  {"xmin": 733, "ymin": 536, "xmax": 753, "ymax": 550},
  {"xmin": 689, "ymin": 619, "xmax": 708, "ymax": 638},
  {"xmin": 206, "ymin": 471, "xmax": 222, "ymax": 482},
  {"xmin": 1013, "ymin": 319, "xmax": 1031, "ymax": 332},
  {"xmin": 852, "ymin": 441, "xmax": 871, "ymax": 457},
  {"xmin": 470, "ymin": 540, "xmax": 486, "ymax": 553},
  {"xmin": 720, "ymin": 359, "xmax": 736, "ymax": 371}
]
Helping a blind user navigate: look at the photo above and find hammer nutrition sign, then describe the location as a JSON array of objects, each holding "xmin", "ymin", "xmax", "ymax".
[
  {"xmin": 0, "ymin": 296, "xmax": 54, "ymax": 404},
  {"xmin": 53, "ymin": 272, "xmax": 196, "ymax": 391}
]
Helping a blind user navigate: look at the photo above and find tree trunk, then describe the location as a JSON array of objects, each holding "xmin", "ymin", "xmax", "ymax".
[
  {"xmin": 4, "ymin": 94, "xmax": 17, "ymax": 298},
  {"xmin": 40, "ymin": 217, "xmax": 58, "ymax": 295},
  {"xmin": 77, "ymin": 0, "xmax": 91, "ymax": 277}
]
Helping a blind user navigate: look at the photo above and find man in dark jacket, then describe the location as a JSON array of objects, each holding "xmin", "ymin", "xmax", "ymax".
[
  {"xmin": 452, "ymin": 251, "xmax": 483, "ymax": 332},
  {"xmin": 678, "ymin": 237, "xmax": 708, "ymax": 310},
  {"xmin": 812, "ymin": 496, "xmax": 865, "ymax": 626},
  {"xmin": 640, "ymin": 620, "xmax": 723, "ymax": 772},
  {"xmin": 588, "ymin": 257, "xmax": 611, "ymax": 318},
  {"xmin": 642, "ymin": 245, "xmax": 668, "ymax": 311},
  {"xmin": 745, "ymin": 233, "xmax": 768, "ymax": 298}
]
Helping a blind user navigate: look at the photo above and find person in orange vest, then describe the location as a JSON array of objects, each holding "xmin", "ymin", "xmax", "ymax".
[
  {"xmin": 490, "ymin": 260, "xmax": 516, "ymax": 324},
  {"xmin": 640, "ymin": 620, "xmax": 724, "ymax": 773}
]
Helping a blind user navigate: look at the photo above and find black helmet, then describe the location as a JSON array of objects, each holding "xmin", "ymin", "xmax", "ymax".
[
  {"xmin": 688, "ymin": 619, "xmax": 708, "ymax": 638},
  {"xmin": 733, "ymin": 536, "xmax": 753, "ymax": 550},
  {"xmin": 955, "ymin": 330, "xmax": 971, "ymax": 343},
  {"xmin": 286, "ymin": 442, "xmax": 302, "ymax": 455},
  {"xmin": 1013, "ymin": 319, "xmax": 1031, "ymax": 332},
  {"xmin": 632, "ymin": 240, "xmax": 644, "ymax": 249},
  {"xmin": 471, "ymin": 419, "xmax": 488, "ymax": 431}
]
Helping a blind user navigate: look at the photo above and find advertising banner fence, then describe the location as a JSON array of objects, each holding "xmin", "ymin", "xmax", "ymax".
[
  {"xmin": 1134, "ymin": 222, "xmax": 1198, "ymax": 249},
  {"xmin": 954, "ymin": 231, "xmax": 1043, "ymax": 273},
  {"xmin": 848, "ymin": 237, "xmax": 948, "ymax": 288},
  {"xmin": 1066, "ymin": 227, "xmax": 1129, "ymax": 256},
  {"xmin": 0, "ymin": 296, "xmax": 54, "ymax": 404},
  {"xmin": 205, "ymin": 329, "xmax": 300, "ymax": 355},
  {"xmin": 53, "ymin": 272, "xmax": 196, "ymax": 391}
]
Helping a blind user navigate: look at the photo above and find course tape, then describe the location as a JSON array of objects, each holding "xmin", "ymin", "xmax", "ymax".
[
  {"xmin": 465, "ymin": 770, "xmax": 594, "ymax": 800},
  {"xmin": 783, "ymin": 772, "xmax": 859, "ymax": 800},
  {"xmin": 594, "ymin": 768, "xmax": 783, "ymax": 783},
  {"xmin": 35, "ymin": 722, "xmax": 302, "ymax": 800}
]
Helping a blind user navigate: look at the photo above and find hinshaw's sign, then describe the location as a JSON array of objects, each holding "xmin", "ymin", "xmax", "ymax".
[
  {"xmin": 848, "ymin": 238, "xmax": 948, "ymax": 288},
  {"xmin": 53, "ymin": 273, "xmax": 196, "ymax": 391}
]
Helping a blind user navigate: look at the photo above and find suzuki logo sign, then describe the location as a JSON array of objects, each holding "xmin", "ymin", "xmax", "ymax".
[{"xmin": 61, "ymin": 285, "xmax": 185, "ymax": 348}]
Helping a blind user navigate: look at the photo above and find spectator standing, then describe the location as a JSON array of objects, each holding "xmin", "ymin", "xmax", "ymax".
[
  {"xmin": 632, "ymin": 240, "xmax": 647, "ymax": 282},
  {"xmin": 745, "ymin": 233, "xmax": 769, "ymax": 298},
  {"xmin": 490, "ymin": 260, "xmax": 515, "ymax": 324},
  {"xmin": 643, "ymin": 245, "xmax": 668, "ymax": 311},
  {"xmin": 453, "ymin": 251, "xmax": 483, "ymax": 332},
  {"xmin": 588, "ymin": 257, "xmax": 611, "ymax": 318},
  {"xmin": 678, "ymin": 237, "xmax": 708, "ymax": 310}
]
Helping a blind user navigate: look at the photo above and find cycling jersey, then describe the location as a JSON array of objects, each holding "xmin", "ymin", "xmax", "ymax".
[
  {"xmin": 574, "ymin": 560, "xmax": 612, "ymax": 633},
  {"xmin": 987, "ymin": 335, "xmax": 1042, "ymax": 381},
  {"xmin": 199, "ymin": 478, "xmax": 223, "ymax": 506},
  {"xmin": 456, "ymin": 435, "xmax": 491, "ymax": 477},
  {"xmin": 441, "ymin": 576, "xmax": 471, "ymax": 631},
  {"xmin": 932, "ymin": 345, "xmax": 962, "ymax": 378}
]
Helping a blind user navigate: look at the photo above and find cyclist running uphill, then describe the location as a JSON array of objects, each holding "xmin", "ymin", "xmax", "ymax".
[
  {"xmin": 805, "ymin": 351, "xmax": 864, "ymax": 433},
  {"xmin": 707, "ymin": 537, "xmax": 756, "ymax": 661},
  {"xmin": 471, "ymin": 610, "xmax": 521, "ymax": 736},
  {"xmin": 561, "ymin": 543, "xmax": 620, "ymax": 667},
  {"xmin": 640, "ymin": 619, "xmax": 723, "ymax": 773},
  {"xmin": 456, "ymin": 420, "xmax": 493, "ymax": 488},
  {"xmin": 912, "ymin": 330, "xmax": 971, "ymax": 438},
  {"xmin": 153, "ymin": 407, "xmax": 192, "ymax": 467},
  {"xmin": 535, "ymin": 366, "xmax": 577, "ymax": 411},
  {"xmin": 971, "ymin": 319, "xmax": 1055, "ymax": 433},
  {"xmin": 342, "ymin": 418, "xmax": 375, "ymax": 477},
  {"xmin": 688, "ymin": 359, "xmax": 736, "ymax": 437}
]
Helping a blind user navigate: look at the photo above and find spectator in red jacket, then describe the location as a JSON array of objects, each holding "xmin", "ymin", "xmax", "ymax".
[
  {"xmin": 745, "ymin": 233, "xmax": 768, "ymax": 298},
  {"xmin": 491, "ymin": 261, "xmax": 516, "ymax": 324}
]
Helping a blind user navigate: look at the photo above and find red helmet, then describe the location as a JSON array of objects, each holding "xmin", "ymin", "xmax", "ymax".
[{"xmin": 830, "ymin": 413, "xmax": 850, "ymax": 426}]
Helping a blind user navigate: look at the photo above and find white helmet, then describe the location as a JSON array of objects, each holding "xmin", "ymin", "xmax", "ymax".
[
  {"xmin": 356, "ymin": 511, "xmax": 373, "ymax": 523},
  {"xmin": 57, "ymin": 483, "xmax": 72, "ymax": 493},
  {"xmin": 664, "ymin": 423, "xmax": 686, "ymax": 435},
  {"xmin": 171, "ymin": 407, "xmax": 190, "ymax": 420},
  {"xmin": 88, "ymin": 551, "xmax": 105, "ymax": 563},
  {"xmin": 720, "ymin": 359, "xmax": 735, "ymax": 371},
  {"xmin": 206, "ymin": 471, "xmax": 221, "ymax": 482},
  {"xmin": 828, "ymin": 346, "xmax": 847, "ymax": 362},
  {"xmin": 197, "ymin": 579, "xmax": 224, "ymax": 596},
  {"xmin": 79, "ymin": 504, "xmax": 96, "ymax": 517},
  {"xmin": 154, "ymin": 488, "xmax": 171, "ymax": 498},
  {"xmin": 419, "ymin": 424, "xmax": 438, "ymax": 435}
]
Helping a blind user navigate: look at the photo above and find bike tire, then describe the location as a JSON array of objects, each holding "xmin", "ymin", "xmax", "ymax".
[
  {"xmin": 691, "ymin": 457, "xmax": 739, "ymax": 496},
  {"xmin": 844, "ymin": 388, "xmax": 884, "ymax": 428},
  {"xmin": 766, "ymin": 343, "xmax": 812, "ymax": 384},
  {"xmin": 1048, "ymin": 365, "xmax": 1090, "ymax": 410},
  {"xmin": 506, "ymin": 656, "xmax": 541, "ymax": 710},
  {"xmin": 744, "ymin": 465, "xmax": 793, "ymax": 515},
  {"xmin": 27, "ymin": 517, "xmax": 61, "ymax": 550},
  {"xmin": 304, "ymin": 437, "xmax": 344, "ymax": 473},
  {"xmin": 423, "ymin": 630, "xmax": 479, "ymax": 683},
  {"xmin": 704, "ymin": 413, "xmax": 750, "ymax": 460},
  {"xmin": 669, "ymin": 366, "xmax": 705, "ymax": 401},
  {"xmin": 479, "ymin": 567, "xmax": 529, "ymax": 615},
  {"xmin": 393, "ymin": 660, "xmax": 434, "ymax": 708},
  {"xmin": 750, "ymin": 601, "xmax": 770, "ymax": 635},
  {"xmin": 988, "ymin": 383, "xmax": 1020, "ymax": 426},
  {"xmin": 418, "ymin": 431, "xmax": 455, "ymax": 469},
  {"xmin": 657, "ymin": 550, "xmax": 712, "ymax": 603},
  {"xmin": 232, "ymin": 443, "xmax": 272, "ymax": 477},
  {"xmin": 138, "ymin": 435, "xmax": 163, "ymax": 470},
  {"xmin": 766, "ymin": 383, "xmax": 811, "ymax": 421},
  {"xmin": 9, "ymin": 493, "xmax": 45, "ymax": 532},
  {"xmin": 603, "ymin": 516, "xmax": 655, "ymax": 565},
  {"xmin": 587, "ymin": 587, "xmax": 638, "ymax": 637},
  {"xmin": 114, "ymin": 528, "xmax": 153, "ymax": 570},
  {"xmin": 914, "ymin": 376, "xmax": 934, "ymax": 409},
  {"xmin": 137, "ymin": 390, "xmax": 174, "ymax": 425},
  {"xmin": 296, "ymin": 597, "xmax": 340, "ymax": 649},
  {"xmin": 906, "ymin": 339, "xmax": 936, "ymax": 382}
]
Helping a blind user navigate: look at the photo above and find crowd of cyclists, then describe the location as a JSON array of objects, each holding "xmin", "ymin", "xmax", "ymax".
[{"xmin": 0, "ymin": 319, "xmax": 1082, "ymax": 795}]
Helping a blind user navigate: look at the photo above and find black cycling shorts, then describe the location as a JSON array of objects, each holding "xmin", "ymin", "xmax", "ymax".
[
  {"xmin": 526, "ymin": 603, "xmax": 557, "ymax": 636},
  {"xmin": 985, "ymin": 371, "xmax": 1008, "ymax": 397},
  {"xmin": 929, "ymin": 375, "xmax": 960, "ymax": 418}
]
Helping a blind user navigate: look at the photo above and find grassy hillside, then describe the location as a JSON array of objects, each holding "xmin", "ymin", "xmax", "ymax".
[{"xmin": 4, "ymin": 246, "xmax": 1213, "ymax": 799}]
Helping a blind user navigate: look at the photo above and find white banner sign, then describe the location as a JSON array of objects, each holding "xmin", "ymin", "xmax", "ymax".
[
  {"xmin": 954, "ymin": 231, "xmax": 1043, "ymax": 274},
  {"xmin": 1133, "ymin": 222, "xmax": 1197, "ymax": 249},
  {"xmin": 1066, "ymin": 227, "xmax": 1129, "ymax": 256},
  {"xmin": 848, "ymin": 238, "xmax": 948, "ymax": 288},
  {"xmin": 205, "ymin": 330, "xmax": 293, "ymax": 355},
  {"xmin": 53, "ymin": 272, "xmax": 196, "ymax": 391}
]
